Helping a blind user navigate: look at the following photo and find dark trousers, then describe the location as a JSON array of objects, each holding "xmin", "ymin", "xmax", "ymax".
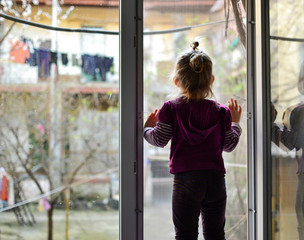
[{"xmin": 172, "ymin": 170, "xmax": 227, "ymax": 240}]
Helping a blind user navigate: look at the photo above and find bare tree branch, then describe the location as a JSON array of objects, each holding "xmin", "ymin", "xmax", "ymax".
[
  {"xmin": 67, "ymin": 139, "xmax": 96, "ymax": 185},
  {"xmin": 0, "ymin": 127, "xmax": 45, "ymax": 194},
  {"xmin": 241, "ymin": 0, "xmax": 246, "ymax": 10},
  {"xmin": 0, "ymin": 1, "xmax": 29, "ymax": 46},
  {"xmin": 230, "ymin": 0, "xmax": 246, "ymax": 48},
  {"xmin": 224, "ymin": 0, "xmax": 230, "ymax": 38},
  {"xmin": 0, "ymin": 22, "xmax": 17, "ymax": 46}
]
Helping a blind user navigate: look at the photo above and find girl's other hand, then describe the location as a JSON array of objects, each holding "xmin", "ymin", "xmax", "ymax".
[
  {"xmin": 227, "ymin": 98, "xmax": 242, "ymax": 123},
  {"xmin": 144, "ymin": 109, "xmax": 160, "ymax": 128}
]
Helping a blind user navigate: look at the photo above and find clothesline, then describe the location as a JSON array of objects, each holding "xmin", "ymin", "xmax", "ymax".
[
  {"xmin": 3, "ymin": 13, "xmax": 301, "ymax": 42},
  {"xmin": 0, "ymin": 12, "xmax": 240, "ymax": 36}
]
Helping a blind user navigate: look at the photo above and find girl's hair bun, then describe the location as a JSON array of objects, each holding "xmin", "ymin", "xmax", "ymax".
[
  {"xmin": 189, "ymin": 53, "xmax": 204, "ymax": 73},
  {"xmin": 191, "ymin": 41, "xmax": 199, "ymax": 50}
]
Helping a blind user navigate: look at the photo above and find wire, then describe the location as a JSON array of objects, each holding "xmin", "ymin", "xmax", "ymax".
[
  {"xmin": 270, "ymin": 35, "xmax": 304, "ymax": 43},
  {"xmin": 0, "ymin": 186, "xmax": 65, "ymax": 213},
  {"xmin": 0, "ymin": 167, "xmax": 118, "ymax": 213},
  {"xmin": 144, "ymin": 18, "xmax": 239, "ymax": 35},
  {"xmin": 0, "ymin": 12, "xmax": 239, "ymax": 36},
  {"xmin": 0, "ymin": 12, "xmax": 118, "ymax": 35}
]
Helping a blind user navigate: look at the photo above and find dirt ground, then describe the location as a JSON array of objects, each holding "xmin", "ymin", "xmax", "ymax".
[{"xmin": 0, "ymin": 209, "xmax": 119, "ymax": 240}]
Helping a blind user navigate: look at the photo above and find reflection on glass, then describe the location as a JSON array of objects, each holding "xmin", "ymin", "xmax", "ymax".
[
  {"xmin": 271, "ymin": 58, "xmax": 304, "ymax": 240},
  {"xmin": 269, "ymin": 0, "xmax": 304, "ymax": 239},
  {"xmin": 143, "ymin": 1, "xmax": 247, "ymax": 239},
  {"xmin": 0, "ymin": 2, "xmax": 119, "ymax": 240}
]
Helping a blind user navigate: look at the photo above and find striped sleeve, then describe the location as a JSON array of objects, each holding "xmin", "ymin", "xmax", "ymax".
[
  {"xmin": 144, "ymin": 122, "xmax": 173, "ymax": 148},
  {"xmin": 271, "ymin": 123, "xmax": 295, "ymax": 151},
  {"xmin": 223, "ymin": 123, "xmax": 242, "ymax": 152}
]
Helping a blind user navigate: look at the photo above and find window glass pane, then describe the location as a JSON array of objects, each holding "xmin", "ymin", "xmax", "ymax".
[
  {"xmin": 270, "ymin": 0, "xmax": 304, "ymax": 239},
  {"xmin": 0, "ymin": 2, "xmax": 119, "ymax": 240},
  {"xmin": 143, "ymin": 1, "xmax": 247, "ymax": 239}
]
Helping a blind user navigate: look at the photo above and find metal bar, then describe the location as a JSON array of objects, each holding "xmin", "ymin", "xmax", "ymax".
[
  {"xmin": 247, "ymin": 0, "xmax": 256, "ymax": 239},
  {"xmin": 119, "ymin": 0, "xmax": 139, "ymax": 238}
]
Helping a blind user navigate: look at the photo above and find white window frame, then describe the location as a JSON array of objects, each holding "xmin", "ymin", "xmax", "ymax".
[{"xmin": 251, "ymin": 0, "xmax": 272, "ymax": 239}]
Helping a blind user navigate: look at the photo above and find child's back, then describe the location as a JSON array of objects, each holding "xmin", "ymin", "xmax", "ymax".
[{"xmin": 159, "ymin": 98, "xmax": 233, "ymax": 174}]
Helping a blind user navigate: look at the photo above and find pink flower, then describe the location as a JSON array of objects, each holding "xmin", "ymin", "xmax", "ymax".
[{"xmin": 37, "ymin": 124, "xmax": 45, "ymax": 135}]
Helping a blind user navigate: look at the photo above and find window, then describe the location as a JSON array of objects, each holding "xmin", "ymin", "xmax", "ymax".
[
  {"xmin": 143, "ymin": 1, "xmax": 247, "ymax": 239},
  {"xmin": 269, "ymin": 0, "xmax": 304, "ymax": 239},
  {"xmin": 0, "ymin": 2, "xmax": 119, "ymax": 239}
]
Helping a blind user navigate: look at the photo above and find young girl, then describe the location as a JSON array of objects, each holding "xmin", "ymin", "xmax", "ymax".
[{"xmin": 144, "ymin": 42, "xmax": 242, "ymax": 240}]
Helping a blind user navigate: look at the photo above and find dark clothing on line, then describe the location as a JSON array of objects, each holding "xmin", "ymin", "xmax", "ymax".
[
  {"xmin": 61, "ymin": 53, "xmax": 68, "ymax": 65},
  {"xmin": 26, "ymin": 48, "xmax": 38, "ymax": 66},
  {"xmin": 82, "ymin": 54, "xmax": 96, "ymax": 76},
  {"xmin": 82, "ymin": 54, "xmax": 114, "ymax": 81},
  {"xmin": 50, "ymin": 51, "xmax": 58, "ymax": 65},
  {"xmin": 38, "ymin": 49, "xmax": 50, "ymax": 78}
]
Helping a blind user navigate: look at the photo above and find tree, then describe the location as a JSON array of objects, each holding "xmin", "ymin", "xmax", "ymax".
[
  {"xmin": 0, "ymin": 91, "xmax": 119, "ymax": 240},
  {"xmin": 0, "ymin": 0, "xmax": 38, "ymax": 46},
  {"xmin": 224, "ymin": 0, "xmax": 246, "ymax": 48}
]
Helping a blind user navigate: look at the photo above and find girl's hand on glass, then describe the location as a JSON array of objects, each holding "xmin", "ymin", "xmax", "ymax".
[
  {"xmin": 227, "ymin": 98, "xmax": 242, "ymax": 124},
  {"xmin": 144, "ymin": 109, "xmax": 160, "ymax": 128}
]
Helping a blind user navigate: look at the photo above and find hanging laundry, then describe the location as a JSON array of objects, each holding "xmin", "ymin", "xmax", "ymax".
[
  {"xmin": 61, "ymin": 53, "xmax": 69, "ymax": 66},
  {"xmin": 38, "ymin": 49, "xmax": 51, "ymax": 78},
  {"xmin": 82, "ymin": 54, "xmax": 96, "ymax": 77},
  {"xmin": 50, "ymin": 51, "xmax": 58, "ymax": 65},
  {"xmin": 94, "ymin": 56, "xmax": 114, "ymax": 82},
  {"xmin": 23, "ymin": 38, "xmax": 38, "ymax": 66},
  {"xmin": 0, "ymin": 168, "xmax": 8, "ymax": 203},
  {"xmin": 71, "ymin": 54, "xmax": 81, "ymax": 66},
  {"xmin": 94, "ymin": 55, "xmax": 103, "ymax": 81},
  {"xmin": 43, "ymin": 197, "xmax": 51, "ymax": 210},
  {"xmin": 101, "ymin": 56, "xmax": 113, "ymax": 81},
  {"xmin": 38, "ymin": 197, "xmax": 51, "ymax": 212},
  {"xmin": 26, "ymin": 48, "xmax": 38, "ymax": 66},
  {"xmin": 9, "ymin": 40, "xmax": 30, "ymax": 64},
  {"xmin": 81, "ymin": 54, "xmax": 114, "ymax": 81}
]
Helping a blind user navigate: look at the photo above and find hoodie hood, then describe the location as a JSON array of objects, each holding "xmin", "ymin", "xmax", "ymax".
[
  {"xmin": 174, "ymin": 99, "xmax": 223, "ymax": 145},
  {"xmin": 177, "ymin": 112, "xmax": 220, "ymax": 145}
]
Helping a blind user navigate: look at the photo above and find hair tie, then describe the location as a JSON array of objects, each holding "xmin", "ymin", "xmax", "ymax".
[{"xmin": 190, "ymin": 41, "xmax": 199, "ymax": 50}]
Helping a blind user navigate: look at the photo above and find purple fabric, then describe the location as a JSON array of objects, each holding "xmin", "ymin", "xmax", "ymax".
[
  {"xmin": 38, "ymin": 49, "xmax": 50, "ymax": 78},
  {"xmin": 158, "ymin": 98, "xmax": 232, "ymax": 174}
]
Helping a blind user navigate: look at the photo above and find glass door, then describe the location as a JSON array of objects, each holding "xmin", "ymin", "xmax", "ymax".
[
  {"xmin": 269, "ymin": 0, "xmax": 304, "ymax": 239},
  {"xmin": 0, "ymin": 1, "xmax": 119, "ymax": 239},
  {"xmin": 143, "ymin": 1, "xmax": 248, "ymax": 239}
]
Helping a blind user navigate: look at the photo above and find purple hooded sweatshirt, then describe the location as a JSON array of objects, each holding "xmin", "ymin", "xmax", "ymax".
[{"xmin": 149, "ymin": 98, "xmax": 232, "ymax": 174}]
